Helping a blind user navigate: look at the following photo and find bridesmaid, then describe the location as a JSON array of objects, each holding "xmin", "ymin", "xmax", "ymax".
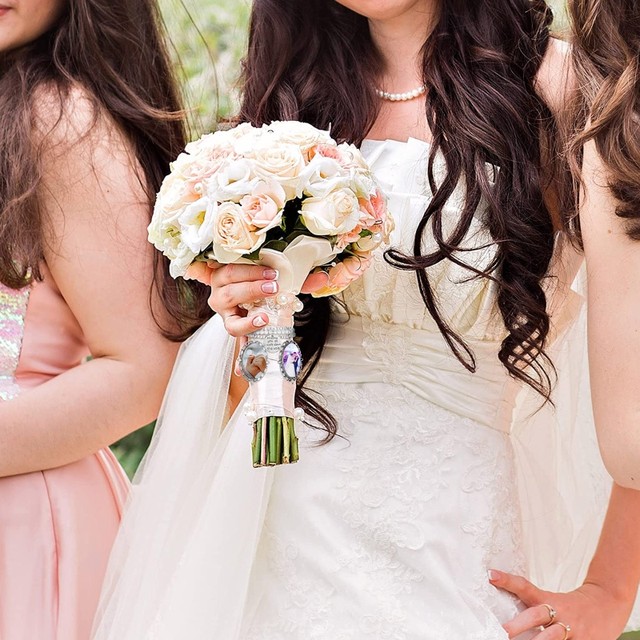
[
  {"xmin": 0, "ymin": 0, "xmax": 208, "ymax": 637},
  {"xmin": 568, "ymin": 0, "xmax": 640, "ymax": 490}
]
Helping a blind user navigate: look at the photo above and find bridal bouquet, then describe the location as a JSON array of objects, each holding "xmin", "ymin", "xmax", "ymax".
[{"xmin": 149, "ymin": 121, "xmax": 393, "ymax": 467}]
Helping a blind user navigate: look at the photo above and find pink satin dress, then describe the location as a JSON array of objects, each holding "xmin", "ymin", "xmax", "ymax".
[{"xmin": 0, "ymin": 265, "xmax": 130, "ymax": 640}]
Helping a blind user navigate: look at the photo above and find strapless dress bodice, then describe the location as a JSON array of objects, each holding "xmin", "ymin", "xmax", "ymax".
[
  {"xmin": 314, "ymin": 138, "xmax": 582, "ymax": 433},
  {"xmin": 0, "ymin": 263, "xmax": 89, "ymax": 401}
]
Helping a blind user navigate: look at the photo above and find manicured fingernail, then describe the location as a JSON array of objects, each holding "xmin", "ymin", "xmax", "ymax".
[
  {"xmin": 488, "ymin": 570, "xmax": 501, "ymax": 582},
  {"xmin": 263, "ymin": 268, "xmax": 279, "ymax": 280},
  {"xmin": 252, "ymin": 315, "xmax": 268, "ymax": 327},
  {"xmin": 261, "ymin": 281, "xmax": 278, "ymax": 294}
]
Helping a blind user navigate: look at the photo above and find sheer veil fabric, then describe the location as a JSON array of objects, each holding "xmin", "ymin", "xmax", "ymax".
[{"xmin": 93, "ymin": 139, "xmax": 640, "ymax": 639}]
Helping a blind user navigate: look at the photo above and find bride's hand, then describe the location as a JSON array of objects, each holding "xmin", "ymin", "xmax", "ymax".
[
  {"xmin": 489, "ymin": 569, "xmax": 632, "ymax": 639},
  {"xmin": 185, "ymin": 262, "xmax": 279, "ymax": 337},
  {"xmin": 185, "ymin": 262, "xmax": 330, "ymax": 337}
]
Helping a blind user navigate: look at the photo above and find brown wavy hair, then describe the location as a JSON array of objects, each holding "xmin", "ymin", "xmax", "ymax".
[
  {"xmin": 569, "ymin": 0, "xmax": 640, "ymax": 240},
  {"xmin": 0, "ymin": 0, "xmax": 211, "ymax": 338},
  {"xmin": 240, "ymin": 0, "xmax": 559, "ymax": 435}
]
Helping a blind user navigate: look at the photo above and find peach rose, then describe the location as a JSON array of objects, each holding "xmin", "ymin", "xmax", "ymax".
[
  {"xmin": 239, "ymin": 180, "xmax": 286, "ymax": 232},
  {"xmin": 310, "ymin": 253, "xmax": 373, "ymax": 297},
  {"xmin": 249, "ymin": 143, "xmax": 306, "ymax": 199}
]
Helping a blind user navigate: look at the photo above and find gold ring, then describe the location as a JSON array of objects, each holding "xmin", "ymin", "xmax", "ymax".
[
  {"xmin": 553, "ymin": 622, "xmax": 571, "ymax": 640},
  {"xmin": 541, "ymin": 603, "xmax": 557, "ymax": 627}
]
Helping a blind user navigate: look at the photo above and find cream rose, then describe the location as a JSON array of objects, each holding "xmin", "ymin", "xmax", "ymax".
[
  {"xmin": 300, "ymin": 187, "xmax": 361, "ymax": 237},
  {"xmin": 265, "ymin": 121, "xmax": 333, "ymax": 153},
  {"xmin": 249, "ymin": 143, "xmax": 306, "ymax": 199},
  {"xmin": 211, "ymin": 202, "xmax": 265, "ymax": 259},
  {"xmin": 154, "ymin": 172, "xmax": 200, "ymax": 226}
]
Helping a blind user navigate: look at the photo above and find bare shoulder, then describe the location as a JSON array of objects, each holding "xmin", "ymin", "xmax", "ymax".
[
  {"xmin": 32, "ymin": 83, "xmax": 146, "ymax": 239},
  {"xmin": 32, "ymin": 82, "xmax": 132, "ymax": 164},
  {"xmin": 535, "ymin": 37, "xmax": 575, "ymax": 118}
]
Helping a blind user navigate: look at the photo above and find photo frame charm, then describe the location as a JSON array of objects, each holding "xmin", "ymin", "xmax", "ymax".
[
  {"xmin": 280, "ymin": 341, "xmax": 303, "ymax": 382},
  {"xmin": 242, "ymin": 294, "xmax": 305, "ymax": 467},
  {"xmin": 239, "ymin": 341, "xmax": 269, "ymax": 383}
]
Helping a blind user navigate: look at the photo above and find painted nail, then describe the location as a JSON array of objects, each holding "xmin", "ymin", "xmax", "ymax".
[
  {"xmin": 263, "ymin": 268, "xmax": 279, "ymax": 280},
  {"xmin": 487, "ymin": 570, "xmax": 500, "ymax": 582},
  {"xmin": 252, "ymin": 315, "xmax": 267, "ymax": 328},
  {"xmin": 261, "ymin": 281, "xmax": 278, "ymax": 294}
]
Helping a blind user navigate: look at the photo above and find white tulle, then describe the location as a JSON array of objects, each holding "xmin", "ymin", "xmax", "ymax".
[
  {"xmin": 93, "ymin": 138, "xmax": 640, "ymax": 639},
  {"xmin": 92, "ymin": 316, "xmax": 277, "ymax": 638}
]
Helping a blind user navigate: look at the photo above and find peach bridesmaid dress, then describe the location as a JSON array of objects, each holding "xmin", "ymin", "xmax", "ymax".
[{"xmin": 0, "ymin": 264, "xmax": 130, "ymax": 640}]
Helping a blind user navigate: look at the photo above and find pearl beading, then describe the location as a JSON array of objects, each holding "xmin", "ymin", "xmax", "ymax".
[{"xmin": 375, "ymin": 85, "xmax": 427, "ymax": 102}]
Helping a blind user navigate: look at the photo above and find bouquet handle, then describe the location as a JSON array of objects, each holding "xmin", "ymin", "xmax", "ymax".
[{"xmin": 239, "ymin": 294, "xmax": 304, "ymax": 466}]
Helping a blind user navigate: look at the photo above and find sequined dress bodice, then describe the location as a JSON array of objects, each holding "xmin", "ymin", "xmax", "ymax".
[
  {"xmin": 0, "ymin": 282, "xmax": 30, "ymax": 401},
  {"xmin": 0, "ymin": 265, "xmax": 89, "ymax": 401}
]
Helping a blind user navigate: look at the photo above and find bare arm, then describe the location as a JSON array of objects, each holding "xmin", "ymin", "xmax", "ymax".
[
  {"xmin": 0, "ymin": 93, "xmax": 179, "ymax": 477},
  {"xmin": 581, "ymin": 140, "xmax": 640, "ymax": 489},
  {"xmin": 494, "ymin": 483, "xmax": 640, "ymax": 639}
]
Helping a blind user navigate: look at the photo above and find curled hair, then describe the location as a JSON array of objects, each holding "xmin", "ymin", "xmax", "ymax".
[
  {"xmin": 569, "ymin": 0, "xmax": 640, "ymax": 240},
  {"xmin": 240, "ymin": 0, "xmax": 559, "ymax": 436},
  {"xmin": 0, "ymin": 0, "xmax": 211, "ymax": 339}
]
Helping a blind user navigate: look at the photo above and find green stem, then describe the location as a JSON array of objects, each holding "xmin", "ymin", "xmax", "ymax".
[{"xmin": 251, "ymin": 415, "xmax": 300, "ymax": 466}]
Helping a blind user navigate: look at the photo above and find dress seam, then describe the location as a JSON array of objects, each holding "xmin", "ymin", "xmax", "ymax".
[{"xmin": 41, "ymin": 470, "xmax": 61, "ymax": 637}]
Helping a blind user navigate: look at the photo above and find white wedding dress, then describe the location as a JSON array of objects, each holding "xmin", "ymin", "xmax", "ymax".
[{"xmin": 93, "ymin": 138, "xmax": 640, "ymax": 639}]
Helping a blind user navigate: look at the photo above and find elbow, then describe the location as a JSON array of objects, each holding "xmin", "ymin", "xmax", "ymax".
[
  {"xmin": 111, "ymin": 342, "xmax": 180, "ymax": 438},
  {"xmin": 599, "ymin": 427, "xmax": 640, "ymax": 491}
]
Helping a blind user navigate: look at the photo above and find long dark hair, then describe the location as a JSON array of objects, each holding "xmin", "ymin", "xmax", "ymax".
[
  {"xmin": 569, "ymin": 0, "xmax": 640, "ymax": 240},
  {"xmin": 0, "ymin": 0, "xmax": 211, "ymax": 338},
  {"xmin": 240, "ymin": 0, "xmax": 558, "ymax": 436}
]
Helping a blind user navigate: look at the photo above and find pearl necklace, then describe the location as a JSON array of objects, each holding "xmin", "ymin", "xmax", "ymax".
[{"xmin": 375, "ymin": 85, "xmax": 426, "ymax": 102}]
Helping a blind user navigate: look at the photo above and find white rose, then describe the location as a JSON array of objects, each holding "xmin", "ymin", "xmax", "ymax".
[
  {"xmin": 211, "ymin": 202, "xmax": 265, "ymax": 260},
  {"xmin": 169, "ymin": 244, "xmax": 199, "ymax": 279},
  {"xmin": 300, "ymin": 188, "xmax": 361, "ymax": 237},
  {"xmin": 178, "ymin": 197, "xmax": 218, "ymax": 254},
  {"xmin": 186, "ymin": 125, "xmax": 258, "ymax": 157},
  {"xmin": 299, "ymin": 155, "xmax": 346, "ymax": 197},
  {"xmin": 337, "ymin": 142, "xmax": 369, "ymax": 170},
  {"xmin": 249, "ymin": 143, "xmax": 306, "ymax": 200},
  {"xmin": 350, "ymin": 167, "xmax": 377, "ymax": 199},
  {"xmin": 207, "ymin": 158, "xmax": 260, "ymax": 203}
]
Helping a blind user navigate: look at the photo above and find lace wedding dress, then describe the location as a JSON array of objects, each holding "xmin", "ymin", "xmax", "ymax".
[{"xmin": 93, "ymin": 138, "xmax": 639, "ymax": 639}]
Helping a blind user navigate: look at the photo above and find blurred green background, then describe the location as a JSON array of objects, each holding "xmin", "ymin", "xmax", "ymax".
[{"xmin": 108, "ymin": 4, "xmax": 639, "ymax": 636}]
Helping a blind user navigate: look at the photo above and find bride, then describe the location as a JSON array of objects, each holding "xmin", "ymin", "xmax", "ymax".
[{"xmin": 94, "ymin": 1, "xmax": 640, "ymax": 638}]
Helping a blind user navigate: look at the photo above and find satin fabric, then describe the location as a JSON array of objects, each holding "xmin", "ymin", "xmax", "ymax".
[{"xmin": 0, "ymin": 266, "xmax": 129, "ymax": 640}]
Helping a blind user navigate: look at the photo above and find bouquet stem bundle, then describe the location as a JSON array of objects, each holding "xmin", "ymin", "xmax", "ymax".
[{"xmin": 252, "ymin": 416, "xmax": 299, "ymax": 466}]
